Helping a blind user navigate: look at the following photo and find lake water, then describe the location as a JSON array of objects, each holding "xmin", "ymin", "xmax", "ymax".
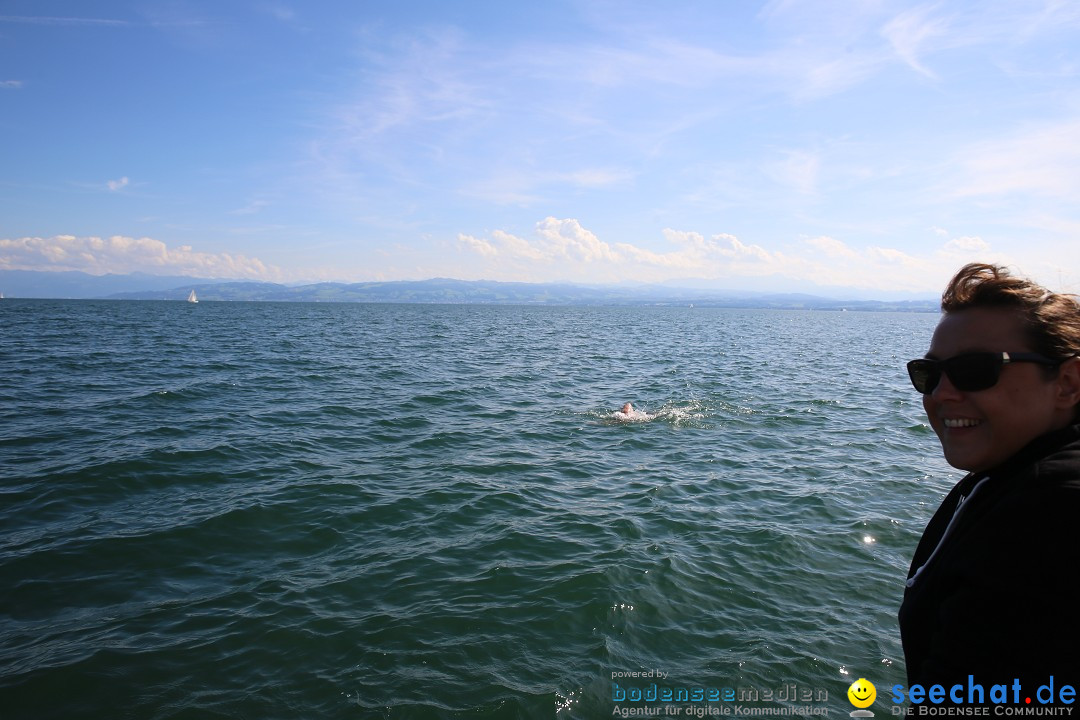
[{"xmin": 0, "ymin": 300, "xmax": 956, "ymax": 719}]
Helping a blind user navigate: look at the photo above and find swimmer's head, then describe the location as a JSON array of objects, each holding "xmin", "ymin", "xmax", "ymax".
[{"xmin": 620, "ymin": 402, "xmax": 633, "ymax": 414}]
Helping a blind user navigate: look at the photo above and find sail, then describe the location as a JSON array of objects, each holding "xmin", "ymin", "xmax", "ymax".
[{"xmin": 187, "ymin": 290, "xmax": 198, "ymax": 303}]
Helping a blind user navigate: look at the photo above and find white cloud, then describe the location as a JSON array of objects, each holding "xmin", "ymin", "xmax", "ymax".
[
  {"xmin": 490, "ymin": 229, "xmax": 547, "ymax": 261},
  {"xmin": 562, "ymin": 168, "xmax": 635, "ymax": 188},
  {"xmin": 1, "ymin": 80, "xmax": 22, "ymax": 89},
  {"xmin": 794, "ymin": 54, "xmax": 884, "ymax": 101},
  {"xmin": 0, "ymin": 15, "xmax": 128, "ymax": 27},
  {"xmin": 947, "ymin": 120, "xmax": 1080, "ymax": 199},
  {"xmin": 932, "ymin": 233, "xmax": 1012, "ymax": 270},
  {"xmin": 315, "ymin": 12, "xmax": 913, "ymax": 209},
  {"xmin": 458, "ymin": 219, "xmax": 617, "ymax": 264},
  {"xmin": 535, "ymin": 217, "xmax": 619, "ymax": 263},
  {"xmin": 867, "ymin": 246, "xmax": 924, "ymax": 267},
  {"xmin": 942, "ymin": 236, "xmax": 989, "ymax": 253},
  {"xmin": 457, "ymin": 233, "xmax": 497, "ymax": 258},
  {"xmin": 316, "ymin": 2, "xmax": 1080, "ymax": 230},
  {"xmin": 454, "ymin": 220, "xmax": 1023, "ymax": 293},
  {"xmin": 880, "ymin": 4, "xmax": 951, "ymax": 79},
  {"xmin": 459, "ymin": 217, "xmax": 783, "ymax": 284},
  {"xmin": 766, "ymin": 149, "xmax": 820, "ymax": 195},
  {"xmin": 805, "ymin": 235, "xmax": 858, "ymax": 259},
  {"xmin": 0, "ymin": 235, "xmax": 279, "ymax": 279},
  {"xmin": 653, "ymin": 230, "xmax": 773, "ymax": 265},
  {"xmin": 334, "ymin": 26, "xmax": 488, "ymax": 141},
  {"xmin": 457, "ymin": 167, "xmax": 633, "ymax": 207},
  {"xmin": 793, "ymin": 235, "xmax": 936, "ymax": 290},
  {"xmin": 231, "ymin": 199, "xmax": 269, "ymax": 215},
  {"xmin": 106, "ymin": 176, "xmax": 129, "ymax": 191}
]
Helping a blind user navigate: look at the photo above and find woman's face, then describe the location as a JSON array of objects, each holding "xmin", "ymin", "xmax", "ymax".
[{"xmin": 923, "ymin": 307, "xmax": 1076, "ymax": 473}]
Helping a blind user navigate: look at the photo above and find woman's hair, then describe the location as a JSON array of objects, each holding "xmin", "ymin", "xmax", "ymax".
[{"xmin": 941, "ymin": 263, "xmax": 1080, "ymax": 360}]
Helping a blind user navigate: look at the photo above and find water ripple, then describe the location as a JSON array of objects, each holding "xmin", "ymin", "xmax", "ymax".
[{"xmin": 0, "ymin": 301, "xmax": 953, "ymax": 718}]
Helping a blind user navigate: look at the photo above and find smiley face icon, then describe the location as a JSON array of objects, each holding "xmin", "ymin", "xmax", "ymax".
[{"xmin": 848, "ymin": 678, "xmax": 876, "ymax": 709}]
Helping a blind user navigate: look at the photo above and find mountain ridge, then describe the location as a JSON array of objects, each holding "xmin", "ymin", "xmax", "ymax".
[{"xmin": 0, "ymin": 270, "xmax": 938, "ymax": 311}]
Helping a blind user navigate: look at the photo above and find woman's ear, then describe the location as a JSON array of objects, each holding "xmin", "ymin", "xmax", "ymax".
[{"xmin": 1054, "ymin": 357, "xmax": 1080, "ymax": 413}]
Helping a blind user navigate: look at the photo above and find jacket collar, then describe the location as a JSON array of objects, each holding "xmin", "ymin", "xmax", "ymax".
[{"xmin": 984, "ymin": 422, "xmax": 1080, "ymax": 483}]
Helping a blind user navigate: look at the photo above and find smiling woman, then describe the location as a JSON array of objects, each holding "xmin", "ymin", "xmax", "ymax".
[{"xmin": 899, "ymin": 263, "xmax": 1080, "ymax": 700}]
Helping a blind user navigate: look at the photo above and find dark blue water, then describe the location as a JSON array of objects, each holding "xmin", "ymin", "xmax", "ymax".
[{"xmin": 0, "ymin": 300, "xmax": 953, "ymax": 718}]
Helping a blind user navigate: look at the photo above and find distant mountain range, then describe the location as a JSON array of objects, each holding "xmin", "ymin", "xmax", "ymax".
[
  {"xmin": 0, "ymin": 270, "xmax": 939, "ymax": 311},
  {"xmin": 0, "ymin": 270, "xmax": 224, "ymax": 298}
]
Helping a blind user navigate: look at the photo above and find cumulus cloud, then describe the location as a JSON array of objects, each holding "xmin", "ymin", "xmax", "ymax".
[
  {"xmin": 458, "ymin": 217, "xmax": 786, "ymax": 284},
  {"xmin": 459, "ymin": 218, "xmax": 619, "ymax": 265},
  {"xmin": 0, "ymin": 235, "xmax": 280, "ymax": 279},
  {"xmin": 535, "ymin": 217, "xmax": 619, "ymax": 262},
  {"xmin": 942, "ymin": 236, "xmax": 989, "ymax": 253},
  {"xmin": 867, "ymin": 246, "xmax": 923, "ymax": 267},
  {"xmin": 455, "ymin": 217, "xmax": 1028, "ymax": 293},
  {"xmin": 790, "ymin": 236, "xmax": 936, "ymax": 290},
  {"xmin": 805, "ymin": 235, "xmax": 858, "ymax": 259},
  {"xmin": 106, "ymin": 176, "xmax": 129, "ymax": 191},
  {"xmin": 798, "ymin": 232, "xmax": 1014, "ymax": 292},
  {"xmin": 458, "ymin": 233, "xmax": 497, "ymax": 258},
  {"xmin": 650, "ymin": 230, "xmax": 772, "ymax": 264}
]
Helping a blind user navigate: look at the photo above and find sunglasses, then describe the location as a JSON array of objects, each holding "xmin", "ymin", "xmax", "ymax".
[{"xmin": 906, "ymin": 351, "xmax": 1062, "ymax": 394}]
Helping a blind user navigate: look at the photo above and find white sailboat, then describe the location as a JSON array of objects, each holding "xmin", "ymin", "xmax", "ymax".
[{"xmin": 187, "ymin": 289, "xmax": 198, "ymax": 303}]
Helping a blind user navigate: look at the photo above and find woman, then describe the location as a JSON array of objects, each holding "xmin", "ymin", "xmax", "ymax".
[{"xmin": 900, "ymin": 263, "xmax": 1080, "ymax": 696}]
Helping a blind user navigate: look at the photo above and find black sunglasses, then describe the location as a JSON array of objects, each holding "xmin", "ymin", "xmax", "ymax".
[{"xmin": 906, "ymin": 351, "xmax": 1063, "ymax": 394}]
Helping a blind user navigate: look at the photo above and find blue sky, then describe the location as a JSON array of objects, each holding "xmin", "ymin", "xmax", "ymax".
[{"xmin": 3, "ymin": 1, "xmax": 1080, "ymax": 296}]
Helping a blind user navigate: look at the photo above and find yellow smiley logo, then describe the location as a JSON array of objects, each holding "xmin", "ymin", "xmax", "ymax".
[{"xmin": 848, "ymin": 678, "xmax": 876, "ymax": 709}]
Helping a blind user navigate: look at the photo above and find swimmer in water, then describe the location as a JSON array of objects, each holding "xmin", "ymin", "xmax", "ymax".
[{"xmin": 620, "ymin": 402, "xmax": 633, "ymax": 415}]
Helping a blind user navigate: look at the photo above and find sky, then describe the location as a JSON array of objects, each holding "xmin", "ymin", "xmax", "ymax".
[{"xmin": 3, "ymin": 0, "xmax": 1080, "ymax": 297}]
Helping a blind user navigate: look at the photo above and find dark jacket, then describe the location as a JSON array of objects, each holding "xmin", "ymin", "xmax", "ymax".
[{"xmin": 899, "ymin": 424, "xmax": 1080, "ymax": 697}]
